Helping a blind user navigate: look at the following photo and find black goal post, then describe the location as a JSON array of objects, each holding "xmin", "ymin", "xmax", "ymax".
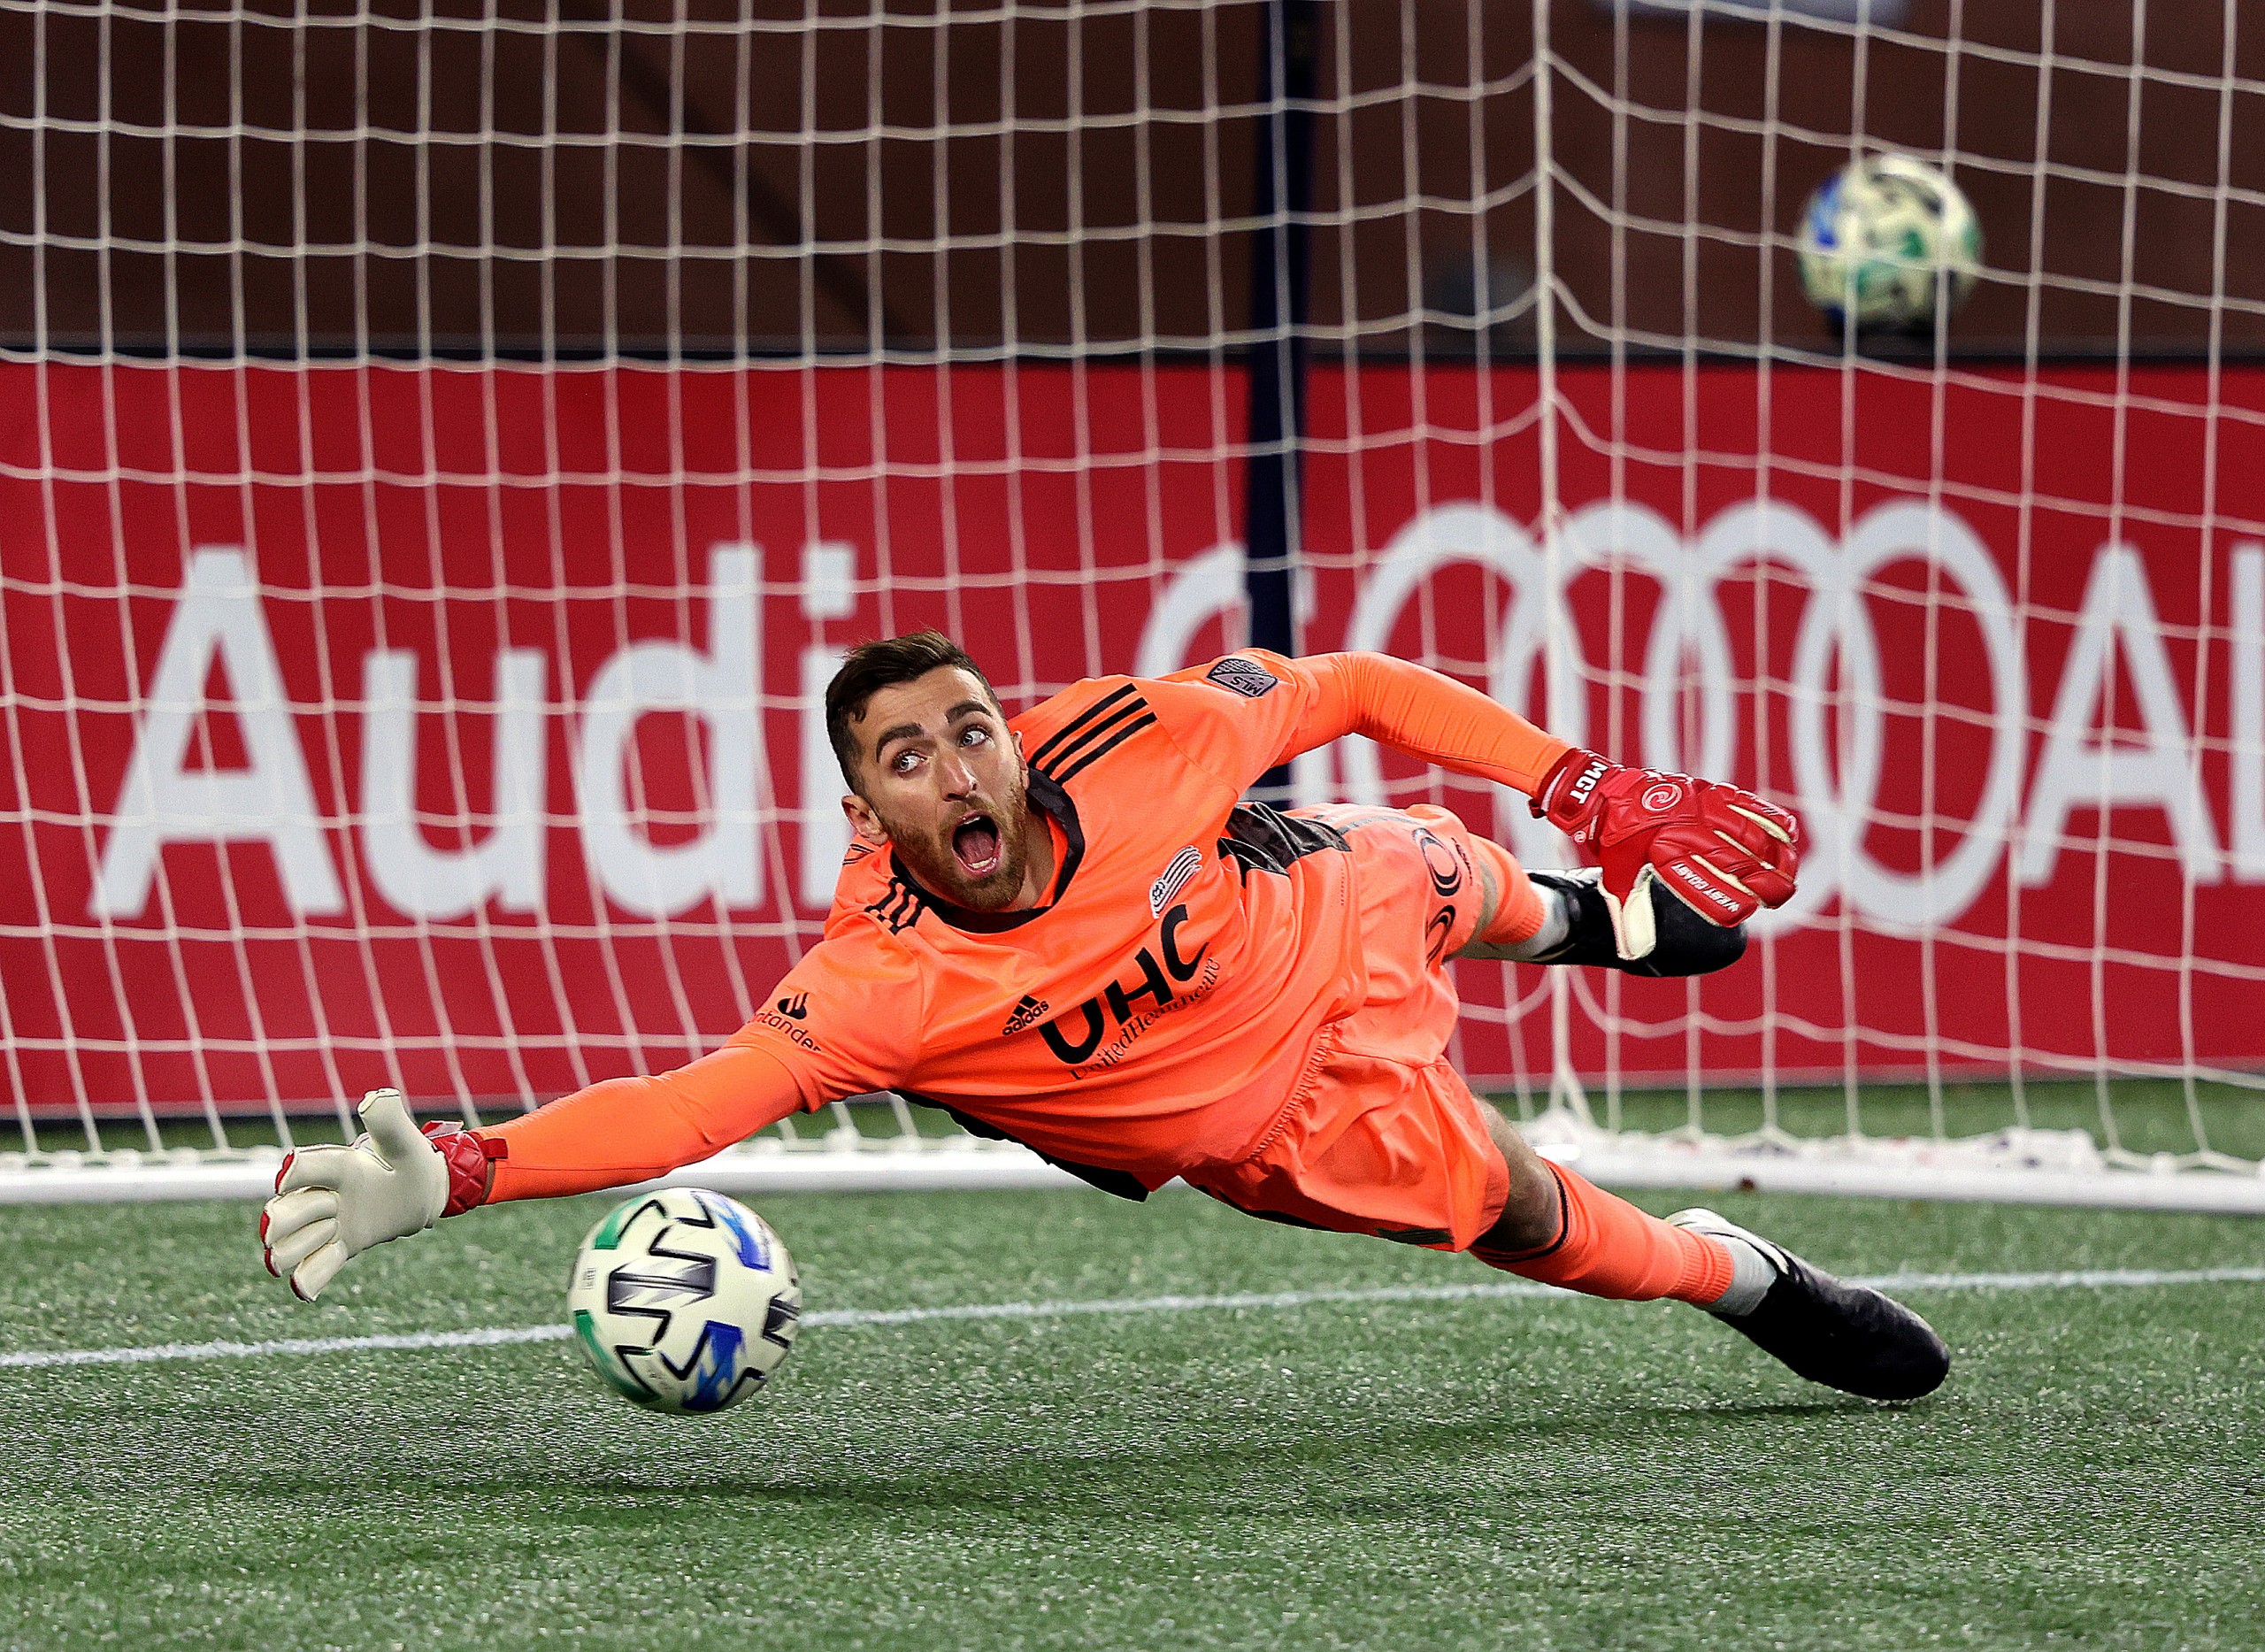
[{"xmin": 1242, "ymin": 0, "xmax": 1319, "ymax": 803}]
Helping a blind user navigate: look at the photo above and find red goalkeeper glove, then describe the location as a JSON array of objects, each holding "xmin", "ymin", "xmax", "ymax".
[{"xmin": 1532, "ymin": 748, "xmax": 1801, "ymax": 960}]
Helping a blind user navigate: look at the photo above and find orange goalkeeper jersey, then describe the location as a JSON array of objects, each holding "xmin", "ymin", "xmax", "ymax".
[
  {"xmin": 723, "ymin": 649, "xmax": 1562, "ymax": 1192},
  {"xmin": 480, "ymin": 649, "xmax": 1567, "ymax": 1202}
]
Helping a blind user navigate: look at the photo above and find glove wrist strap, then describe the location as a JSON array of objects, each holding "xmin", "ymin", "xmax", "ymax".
[
  {"xmin": 422, "ymin": 1122, "xmax": 505, "ymax": 1218},
  {"xmin": 1532, "ymin": 746, "xmax": 1613, "ymax": 824}
]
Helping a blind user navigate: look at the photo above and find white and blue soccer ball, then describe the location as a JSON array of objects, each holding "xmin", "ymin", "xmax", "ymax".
[
  {"xmin": 1796, "ymin": 151, "xmax": 1982, "ymax": 331},
  {"xmin": 567, "ymin": 1187, "xmax": 802, "ymax": 1415}
]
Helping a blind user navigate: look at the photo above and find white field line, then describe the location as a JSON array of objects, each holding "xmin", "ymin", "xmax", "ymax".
[{"xmin": 7, "ymin": 1265, "xmax": 2264, "ymax": 1372}]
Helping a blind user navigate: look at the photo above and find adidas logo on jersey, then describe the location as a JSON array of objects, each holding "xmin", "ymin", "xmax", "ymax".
[{"xmin": 1002, "ymin": 994, "xmax": 1052, "ymax": 1035}]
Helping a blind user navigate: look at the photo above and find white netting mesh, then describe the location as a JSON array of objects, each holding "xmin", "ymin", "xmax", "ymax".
[{"xmin": 3, "ymin": 2, "xmax": 2261, "ymax": 1203}]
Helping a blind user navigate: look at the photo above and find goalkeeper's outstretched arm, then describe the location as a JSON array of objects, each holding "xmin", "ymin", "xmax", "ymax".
[
  {"xmin": 259, "ymin": 1044, "xmax": 804, "ymax": 1301},
  {"xmin": 1261, "ymin": 650, "xmax": 1800, "ymax": 955},
  {"xmin": 1265, "ymin": 648, "xmax": 1573, "ymax": 795}
]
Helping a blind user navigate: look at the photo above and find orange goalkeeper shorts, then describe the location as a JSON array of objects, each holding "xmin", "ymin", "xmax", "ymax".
[{"xmin": 1181, "ymin": 803, "xmax": 1513, "ymax": 1253}]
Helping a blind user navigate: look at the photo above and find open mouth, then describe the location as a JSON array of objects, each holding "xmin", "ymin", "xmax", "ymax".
[{"xmin": 951, "ymin": 811, "xmax": 1003, "ymax": 880}]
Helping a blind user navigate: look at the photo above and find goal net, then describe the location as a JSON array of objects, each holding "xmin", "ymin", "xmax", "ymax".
[{"xmin": 4, "ymin": 3, "xmax": 2261, "ymax": 1210}]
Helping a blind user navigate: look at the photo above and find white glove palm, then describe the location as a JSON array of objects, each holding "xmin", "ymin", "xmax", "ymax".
[{"xmin": 260, "ymin": 1088, "xmax": 448, "ymax": 1301}]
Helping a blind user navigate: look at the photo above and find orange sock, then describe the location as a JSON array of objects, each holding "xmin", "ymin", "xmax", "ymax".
[
  {"xmin": 1466, "ymin": 833, "xmax": 1547, "ymax": 948},
  {"xmin": 1473, "ymin": 1162, "xmax": 1734, "ymax": 1305}
]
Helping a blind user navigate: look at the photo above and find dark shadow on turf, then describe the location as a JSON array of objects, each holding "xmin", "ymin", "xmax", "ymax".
[
  {"xmin": 454, "ymin": 1396, "xmax": 1923, "ymax": 1518},
  {"xmin": 7, "ymin": 1377, "xmax": 1920, "ymax": 1506},
  {"xmin": 1663, "ymin": 1397, "xmax": 1919, "ymax": 1419}
]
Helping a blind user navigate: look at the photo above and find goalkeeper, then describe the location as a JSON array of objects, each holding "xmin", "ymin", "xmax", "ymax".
[{"xmin": 262, "ymin": 636, "xmax": 1948, "ymax": 1402}]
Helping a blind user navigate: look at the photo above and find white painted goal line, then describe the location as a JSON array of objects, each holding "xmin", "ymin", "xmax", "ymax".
[{"xmin": 8, "ymin": 1265, "xmax": 2264, "ymax": 1372}]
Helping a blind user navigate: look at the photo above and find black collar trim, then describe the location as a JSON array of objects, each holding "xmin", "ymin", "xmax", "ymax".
[{"xmin": 888, "ymin": 769, "xmax": 1086, "ymax": 934}]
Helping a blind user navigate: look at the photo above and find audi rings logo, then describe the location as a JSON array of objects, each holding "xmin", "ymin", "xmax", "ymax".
[{"xmin": 1313, "ymin": 496, "xmax": 2156, "ymax": 934}]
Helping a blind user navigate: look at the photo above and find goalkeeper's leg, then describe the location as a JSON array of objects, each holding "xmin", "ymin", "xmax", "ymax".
[
  {"xmin": 1452, "ymin": 830, "xmax": 1747, "ymax": 979},
  {"xmin": 1238, "ymin": 802, "xmax": 1946, "ymax": 1401},
  {"xmin": 1469, "ymin": 1106, "xmax": 1950, "ymax": 1402}
]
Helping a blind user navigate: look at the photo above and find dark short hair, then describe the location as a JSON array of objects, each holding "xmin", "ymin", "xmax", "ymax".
[{"xmin": 825, "ymin": 630, "xmax": 1002, "ymax": 792}]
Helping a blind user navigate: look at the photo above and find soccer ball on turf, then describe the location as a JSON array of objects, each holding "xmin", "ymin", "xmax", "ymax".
[
  {"xmin": 567, "ymin": 1187, "xmax": 802, "ymax": 1415},
  {"xmin": 1796, "ymin": 151, "xmax": 1982, "ymax": 332}
]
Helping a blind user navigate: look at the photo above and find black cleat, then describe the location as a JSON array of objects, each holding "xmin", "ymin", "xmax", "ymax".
[
  {"xmin": 1669, "ymin": 1209, "xmax": 1951, "ymax": 1402},
  {"xmin": 1525, "ymin": 867, "xmax": 1747, "ymax": 978}
]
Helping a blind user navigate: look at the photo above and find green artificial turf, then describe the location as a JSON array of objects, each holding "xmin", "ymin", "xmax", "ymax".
[{"xmin": 3, "ymin": 1181, "xmax": 2263, "ymax": 1651}]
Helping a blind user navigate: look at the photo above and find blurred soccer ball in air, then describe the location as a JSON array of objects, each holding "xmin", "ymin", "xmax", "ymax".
[
  {"xmin": 568, "ymin": 1187, "xmax": 802, "ymax": 1415},
  {"xmin": 1797, "ymin": 152, "xmax": 1982, "ymax": 331}
]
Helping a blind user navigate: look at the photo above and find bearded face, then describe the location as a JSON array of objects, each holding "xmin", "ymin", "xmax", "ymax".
[{"xmin": 842, "ymin": 665, "xmax": 1043, "ymax": 912}]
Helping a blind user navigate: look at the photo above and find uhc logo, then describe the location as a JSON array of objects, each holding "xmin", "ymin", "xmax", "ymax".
[{"xmin": 1039, "ymin": 903, "xmax": 1208, "ymax": 1065}]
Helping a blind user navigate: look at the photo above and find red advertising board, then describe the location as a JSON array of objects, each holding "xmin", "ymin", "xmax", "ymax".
[{"xmin": 4, "ymin": 359, "xmax": 2263, "ymax": 1115}]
